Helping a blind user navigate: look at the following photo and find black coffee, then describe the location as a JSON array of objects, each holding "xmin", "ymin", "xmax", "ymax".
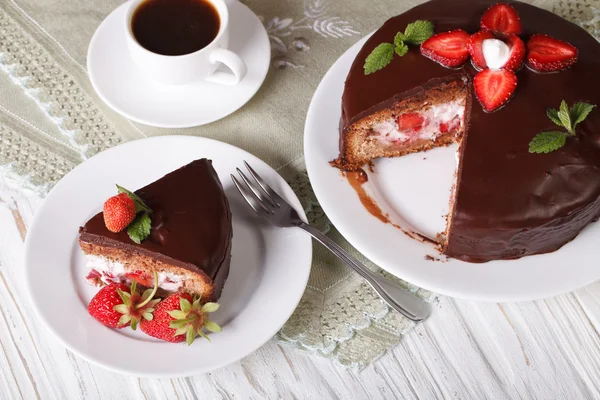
[{"xmin": 132, "ymin": 0, "xmax": 220, "ymax": 56}]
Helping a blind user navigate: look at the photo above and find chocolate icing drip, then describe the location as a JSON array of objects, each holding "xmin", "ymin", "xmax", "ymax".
[{"xmin": 340, "ymin": 0, "xmax": 600, "ymax": 262}]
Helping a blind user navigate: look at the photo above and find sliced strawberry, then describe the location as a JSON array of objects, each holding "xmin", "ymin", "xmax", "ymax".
[
  {"xmin": 480, "ymin": 3, "xmax": 522, "ymax": 36},
  {"xmin": 502, "ymin": 35, "xmax": 525, "ymax": 70},
  {"xmin": 467, "ymin": 30, "xmax": 495, "ymax": 70},
  {"xmin": 474, "ymin": 69, "xmax": 518, "ymax": 112},
  {"xmin": 440, "ymin": 116, "xmax": 461, "ymax": 134},
  {"xmin": 420, "ymin": 30, "xmax": 470, "ymax": 68},
  {"xmin": 125, "ymin": 270, "xmax": 154, "ymax": 287},
  {"xmin": 526, "ymin": 34, "xmax": 578, "ymax": 72},
  {"xmin": 397, "ymin": 113, "xmax": 425, "ymax": 133}
]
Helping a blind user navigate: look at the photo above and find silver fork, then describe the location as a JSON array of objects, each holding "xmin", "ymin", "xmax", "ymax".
[{"xmin": 231, "ymin": 162, "xmax": 430, "ymax": 322}]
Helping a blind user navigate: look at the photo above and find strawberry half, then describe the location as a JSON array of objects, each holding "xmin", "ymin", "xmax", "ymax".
[
  {"xmin": 420, "ymin": 30, "xmax": 470, "ymax": 68},
  {"xmin": 397, "ymin": 113, "xmax": 426, "ymax": 134},
  {"xmin": 526, "ymin": 34, "xmax": 578, "ymax": 72},
  {"xmin": 474, "ymin": 69, "xmax": 518, "ymax": 112},
  {"xmin": 103, "ymin": 192, "xmax": 136, "ymax": 233},
  {"xmin": 480, "ymin": 3, "xmax": 522, "ymax": 36},
  {"xmin": 467, "ymin": 30, "xmax": 495, "ymax": 70},
  {"xmin": 502, "ymin": 35, "xmax": 525, "ymax": 71}
]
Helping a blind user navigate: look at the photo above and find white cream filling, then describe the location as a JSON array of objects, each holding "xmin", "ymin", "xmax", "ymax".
[
  {"xmin": 482, "ymin": 38, "xmax": 510, "ymax": 69},
  {"xmin": 373, "ymin": 100, "xmax": 465, "ymax": 144},
  {"xmin": 86, "ymin": 255, "xmax": 184, "ymax": 291}
]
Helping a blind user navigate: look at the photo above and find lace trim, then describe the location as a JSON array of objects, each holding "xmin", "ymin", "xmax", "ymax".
[
  {"xmin": 0, "ymin": 108, "xmax": 79, "ymax": 196},
  {"xmin": 0, "ymin": 4, "xmax": 132, "ymax": 159}
]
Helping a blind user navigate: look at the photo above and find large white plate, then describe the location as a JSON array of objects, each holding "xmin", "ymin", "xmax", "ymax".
[
  {"xmin": 25, "ymin": 136, "xmax": 311, "ymax": 377},
  {"xmin": 304, "ymin": 35, "xmax": 600, "ymax": 302}
]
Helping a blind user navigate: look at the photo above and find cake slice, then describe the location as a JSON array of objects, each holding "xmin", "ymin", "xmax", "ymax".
[
  {"xmin": 333, "ymin": 76, "xmax": 470, "ymax": 171},
  {"xmin": 79, "ymin": 159, "xmax": 232, "ymax": 301}
]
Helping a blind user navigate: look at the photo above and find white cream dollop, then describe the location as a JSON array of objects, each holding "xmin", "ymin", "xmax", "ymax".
[{"xmin": 482, "ymin": 38, "xmax": 510, "ymax": 69}]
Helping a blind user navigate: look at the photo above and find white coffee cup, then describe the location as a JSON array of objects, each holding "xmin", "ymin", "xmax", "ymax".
[{"xmin": 124, "ymin": 0, "xmax": 247, "ymax": 85}]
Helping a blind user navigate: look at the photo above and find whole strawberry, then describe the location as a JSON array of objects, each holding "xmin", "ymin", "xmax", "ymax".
[
  {"xmin": 88, "ymin": 283, "xmax": 132, "ymax": 328},
  {"xmin": 140, "ymin": 293, "xmax": 221, "ymax": 345},
  {"xmin": 88, "ymin": 273, "xmax": 160, "ymax": 330},
  {"xmin": 103, "ymin": 193, "xmax": 136, "ymax": 233}
]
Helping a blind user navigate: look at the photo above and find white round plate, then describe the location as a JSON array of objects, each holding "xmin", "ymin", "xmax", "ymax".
[
  {"xmin": 304, "ymin": 35, "xmax": 600, "ymax": 302},
  {"xmin": 87, "ymin": 1, "xmax": 270, "ymax": 128},
  {"xmin": 25, "ymin": 136, "xmax": 311, "ymax": 377}
]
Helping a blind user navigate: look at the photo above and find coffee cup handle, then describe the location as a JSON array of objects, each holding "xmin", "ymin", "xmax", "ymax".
[{"xmin": 206, "ymin": 48, "xmax": 247, "ymax": 85}]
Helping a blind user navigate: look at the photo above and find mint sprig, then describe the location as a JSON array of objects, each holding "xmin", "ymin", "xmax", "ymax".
[
  {"xmin": 116, "ymin": 184, "xmax": 153, "ymax": 243},
  {"xmin": 529, "ymin": 101, "xmax": 596, "ymax": 154},
  {"xmin": 127, "ymin": 213, "xmax": 152, "ymax": 244},
  {"xmin": 117, "ymin": 184, "xmax": 152, "ymax": 213},
  {"xmin": 364, "ymin": 20, "xmax": 434, "ymax": 75},
  {"xmin": 364, "ymin": 43, "xmax": 394, "ymax": 75}
]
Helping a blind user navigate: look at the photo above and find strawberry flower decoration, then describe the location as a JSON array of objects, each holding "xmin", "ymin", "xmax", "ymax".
[{"xmin": 419, "ymin": 2, "xmax": 579, "ymax": 112}]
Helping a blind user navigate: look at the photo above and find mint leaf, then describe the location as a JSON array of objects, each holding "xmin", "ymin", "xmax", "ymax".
[
  {"xmin": 394, "ymin": 32, "xmax": 407, "ymax": 47},
  {"xmin": 116, "ymin": 184, "xmax": 152, "ymax": 214},
  {"xmin": 558, "ymin": 100, "xmax": 572, "ymax": 133},
  {"xmin": 529, "ymin": 131, "xmax": 567, "ymax": 154},
  {"xmin": 127, "ymin": 213, "xmax": 151, "ymax": 244},
  {"xmin": 395, "ymin": 42, "xmax": 409, "ymax": 56},
  {"xmin": 546, "ymin": 108, "xmax": 563, "ymax": 127},
  {"xmin": 364, "ymin": 43, "xmax": 394, "ymax": 75},
  {"xmin": 570, "ymin": 102, "xmax": 596, "ymax": 130},
  {"xmin": 403, "ymin": 20, "xmax": 434, "ymax": 45}
]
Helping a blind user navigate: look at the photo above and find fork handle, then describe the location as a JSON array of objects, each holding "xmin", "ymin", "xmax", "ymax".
[{"xmin": 298, "ymin": 223, "xmax": 430, "ymax": 322}]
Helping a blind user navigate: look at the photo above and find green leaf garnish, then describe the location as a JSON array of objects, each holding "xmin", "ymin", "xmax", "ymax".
[
  {"xmin": 127, "ymin": 213, "xmax": 152, "ymax": 244},
  {"xmin": 116, "ymin": 184, "xmax": 152, "ymax": 214},
  {"xmin": 364, "ymin": 43, "xmax": 394, "ymax": 75},
  {"xmin": 571, "ymin": 102, "xmax": 596, "ymax": 130},
  {"xmin": 403, "ymin": 20, "xmax": 434, "ymax": 45},
  {"xmin": 364, "ymin": 20, "xmax": 434, "ymax": 75},
  {"xmin": 530, "ymin": 101, "xmax": 595, "ymax": 154},
  {"xmin": 528, "ymin": 131, "xmax": 567, "ymax": 154},
  {"xmin": 546, "ymin": 109, "xmax": 562, "ymax": 127},
  {"xmin": 557, "ymin": 100, "xmax": 572, "ymax": 133},
  {"xmin": 395, "ymin": 42, "xmax": 409, "ymax": 56}
]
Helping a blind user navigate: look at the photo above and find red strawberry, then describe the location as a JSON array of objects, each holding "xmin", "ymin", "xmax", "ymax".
[
  {"xmin": 124, "ymin": 270, "xmax": 153, "ymax": 287},
  {"xmin": 474, "ymin": 69, "xmax": 518, "ymax": 112},
  {"xmin": 140, "ymin": 293, "xmax": 221, "ymax": 345},
  {"xmin": 88, "ymin": 275, "xmax": 160, "ymax": 330},
  {"xmin": 502, "ymin": 35, "xmax": 525, "ymax": 71},
  {"xmin": 467, "ymin": 30, "xmax": 495, "ymax": 70},
  {"xmin": 440, "ymin": 116, "xmax": 461, "ymax": 134},
  {"xmin": 103, "ymin": 193, "xmax": 136, "ymax": 233},
  {"xmin": 420, "ymin": 30, "xmax": 470, "ymax": 68},
  {"xmin": 480, "ymin": 3, "xmax": 522, "ymax": 36},
  {"xmin": 526, "ymin": 34, "xmax": 578, "ymax": 72},
  {"xmin": 397, "ymin": 113, "xmax": 426, "ymax": 133},
  {"xmin": 88, "ymin": 283, "xmax": 132, "ymax": 328}
]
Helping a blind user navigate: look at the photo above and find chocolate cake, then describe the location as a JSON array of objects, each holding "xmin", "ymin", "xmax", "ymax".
[
  {"xmin": 335, "ymin": 0, "xmax": 600, "ymax": 262},
  {"xmin": 79, "ymin": 159, "xmax": 232, "ymax": 301}
]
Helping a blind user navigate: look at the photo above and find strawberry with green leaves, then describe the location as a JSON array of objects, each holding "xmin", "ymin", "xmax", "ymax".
[
  {"xmin": 140, "ymin": 293, "xmax": 221, "ymax": 345},
  {"xmin": 88, "ymin": 271, "xmax": 160, "ymax": 330}
]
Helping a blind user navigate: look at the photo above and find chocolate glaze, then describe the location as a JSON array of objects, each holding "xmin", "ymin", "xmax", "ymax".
[
  {"xmin": 79, "ymin": 159, "xmax": 232, "ymax": 298},
  {"xmin": 340, "ymin": 0, "xmax": 600, "ymax": 262}
]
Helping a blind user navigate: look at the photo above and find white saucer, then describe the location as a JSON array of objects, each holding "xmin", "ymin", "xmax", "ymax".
[
  {"xmin": 304, "ymin": 35, "xmax": 600, "ymax": 302},
  {"xmin": 87, "ymin": 1, "xmax": 270, "ymax": 128},
  {"xmin": 24, "ymin": 136, "xmax": 311, "ymax": 377}
]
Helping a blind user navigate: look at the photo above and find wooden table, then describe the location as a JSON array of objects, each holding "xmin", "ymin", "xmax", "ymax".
[{"xmin": 2, "ymin": 178, "xmax": 600, "ymax": 399}]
